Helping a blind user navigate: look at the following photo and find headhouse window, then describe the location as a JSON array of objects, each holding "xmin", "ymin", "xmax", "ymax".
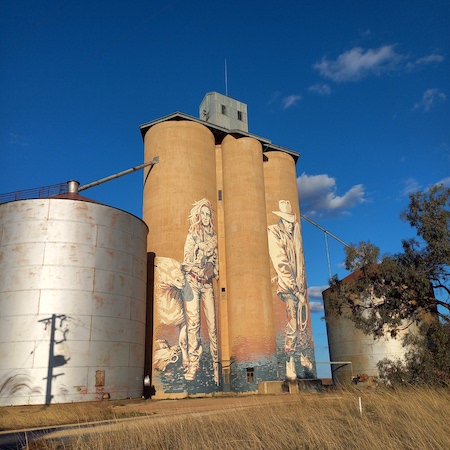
[
  {"xmin": 237, "ymin": 111, "xmax": 242, "ymax": 121},
  {"xmin": 221, "ymin": 104, "xmax": 226, "ymax": 115}
]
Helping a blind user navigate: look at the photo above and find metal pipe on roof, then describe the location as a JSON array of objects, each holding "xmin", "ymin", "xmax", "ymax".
[
  {"xmin": 67, "ymin": 180, "xmax": 80, "ymax": 194},
  {"xmin": 78, "ymin": 158, "xmax": 159, "ymax": 192}
]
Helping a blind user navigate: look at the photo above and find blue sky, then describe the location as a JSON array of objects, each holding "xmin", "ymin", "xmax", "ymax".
[{"xmin": 1, "ymin": 0, "xmax": 449, "ymax": 377}]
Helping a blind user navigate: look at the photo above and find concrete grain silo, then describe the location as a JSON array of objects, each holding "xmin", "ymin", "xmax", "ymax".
[
  {"xmin": 142, "ymin": 120, "xmax": 217, "ymax": 259},
  {"xmin": 221, "ymin": 135, "xmax": 277, "ymax": 392},
  {"xmin": 141, "ymin": 119, "xmax": 220, "ymax": 398},
  {"xmin": 0, "ymin": 194, "xmax": 148, "ymax": 406},
  {"xmin": 263, "ymin": 151, "xmax": 317, "ymax": 381}
]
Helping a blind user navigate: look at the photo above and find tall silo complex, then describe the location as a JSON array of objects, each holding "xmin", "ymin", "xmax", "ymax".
[
  {"xmin": 140, "ymin": 92, "xmax": 317, "ymax": 399},
  {"xmin": 0, "ymin": 194, "xmax": 148, "ymax": 406}
]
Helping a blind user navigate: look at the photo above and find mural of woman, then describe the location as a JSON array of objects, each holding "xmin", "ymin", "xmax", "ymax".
[{"xmin": 181, "ymin": 198, "xmax": 219, "ymax": 384}]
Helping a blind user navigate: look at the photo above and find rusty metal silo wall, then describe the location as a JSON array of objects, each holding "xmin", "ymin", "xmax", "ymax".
[
  {"xmin": 263, "ymin": 151, "xmax": 317, "ymax": 380},
  {"xmin": 143, "ymin": 121, "xmax": 221, "ymax": 397},
  {"xmin": 221, "ymin": 135, "xmax": 277, "ymax": 392},
  {"xmin": 0, "ymin": 198, "xmax": 148, "ymax": 406}
]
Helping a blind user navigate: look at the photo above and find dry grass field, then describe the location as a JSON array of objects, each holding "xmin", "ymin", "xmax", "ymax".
[{"xmin": 1, "ymin": 386, "xmax": 450, "ymax": 449}]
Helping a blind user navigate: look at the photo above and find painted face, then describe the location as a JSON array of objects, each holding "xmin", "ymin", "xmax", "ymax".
[
  {"xmin": 200, "ymin": 205, "xmax": 211, "ymax": 227},
  {"xmin": 282, "ymin": 219, "xmax": 294, "ymax": 234}
]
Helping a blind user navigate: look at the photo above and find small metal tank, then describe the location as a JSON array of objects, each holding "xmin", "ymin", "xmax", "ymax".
[{"xmin": 0, "ymin": 194, "xmax": 148, "ymax": 405}]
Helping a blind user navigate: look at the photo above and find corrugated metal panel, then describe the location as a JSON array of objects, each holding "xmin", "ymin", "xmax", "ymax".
[{"xmin": 0, "ymin": 198, "xmax": 148, "ymax": 406}]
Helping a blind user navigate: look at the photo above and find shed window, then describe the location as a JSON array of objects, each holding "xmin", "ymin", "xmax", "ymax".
[{"xmin": 246, "ymin": 367, "xmax": 255, "ymax": 383}]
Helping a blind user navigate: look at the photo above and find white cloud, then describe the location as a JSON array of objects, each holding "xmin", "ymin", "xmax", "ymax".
[
  {"xmin": 282, "ymin": 94, "xmax": 302, "ymax": 109},
  {"xmin": 413, "ymin": 88, "xmax": 446, "ymax": 112},
  {"xmin": 297, "ymin": 173, "xmax": 335, "ymax": 203},
  {"xmin": 308, "ymin": 285, "xmax": 329, "ymax": 300},
  {"xmin": 401, "ymin": 178, "xmax": 422, "ymax": 196},
  {"xmin": 406, "ymin": 53, "xmax": 444, "ymax": 71},
  {"xmin": 313, "ymin": 45, "xmax": 403, "ymax": 82},
  {"xmin": 307, "ymin": 83, "xmax": 331, "ymax": 95},
  {"xmin": 314, "ymin": 46, "xmax": 443, "ymax": 83},
  {"xmin": 309, "ymin": 302, "xmax": 324, "ymax": 313},
  {"xmin": 307, "ymin": 287, "xmax": 327, "ymax": 314},
  {"xmin": 298, "ymin": 173, "xmax": 365, "ymax": 217},
  {"xmin": 401, "ymin": 177, "xmax": 449, "ymax": 196},
  {"xmin": 435, "ymin": 177, "xmax": 450, "ymax": 188}
]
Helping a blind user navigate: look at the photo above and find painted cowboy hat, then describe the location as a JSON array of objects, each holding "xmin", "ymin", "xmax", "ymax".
[{"xmin": 272, "ymin": 200, "xmax": 296, "ymax": 223}]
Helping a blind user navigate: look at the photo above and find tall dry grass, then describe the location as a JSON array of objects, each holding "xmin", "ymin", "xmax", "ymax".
[
  {"xmin": 0, "ymin": 400, "xmax": 120, "ymax": 431},
  {"xmin": 8, "ymin": 387, "xmax": 450, "ymax": 449}
]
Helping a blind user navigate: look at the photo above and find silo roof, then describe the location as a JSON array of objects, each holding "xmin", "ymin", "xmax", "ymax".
[
  {"xmin": 139, "ymin": 112, "xmax": 300, "ymax": 162},
  {"xmin": 50, "ymin": 192, "xmax": 103, "ymax": 204}
]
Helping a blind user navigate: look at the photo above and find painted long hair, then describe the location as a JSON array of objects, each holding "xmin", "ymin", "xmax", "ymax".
[{"xmin": 188, "ymin": 198, "xmax": 215, "ymax": 236}]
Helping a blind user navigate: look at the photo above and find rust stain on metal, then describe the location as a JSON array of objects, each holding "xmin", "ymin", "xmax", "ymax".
[
  {"xmin": 106, "ymin": 276, "xmax": 114, "ymax": 292},
  {"xmin": 94, "ymin": 295, "xmax": 105, "ymax": 307},
  {"xmin": 95, "ymin": 370, "xmax": 105, "ymax": 387},
  {"xmin": 111, "ymin": 212, "xmax": 119, "ymax": 226},
  {"xmin": 75, "ymin": 203, "xmax": 89, "ymax": 211}
]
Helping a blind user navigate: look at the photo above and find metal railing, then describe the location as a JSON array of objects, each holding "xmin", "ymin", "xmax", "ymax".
[
  {"xmin": 0, "ymin": 182, "xmax": 68, "ymax": 204},
  {"xmin": 0, "ymin": 158, "xmax": 159, "ymax": 204}
]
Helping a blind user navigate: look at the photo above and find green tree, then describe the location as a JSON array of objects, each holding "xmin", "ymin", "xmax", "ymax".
[{"xmin": 326, "ymin": 184, "xmax": 450, "ymax": 385}]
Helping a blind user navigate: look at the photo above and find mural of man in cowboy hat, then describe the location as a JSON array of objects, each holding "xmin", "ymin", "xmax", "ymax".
[{"xmin": 267, "ymin": 200, "xmax": 311, "ymax": 379}]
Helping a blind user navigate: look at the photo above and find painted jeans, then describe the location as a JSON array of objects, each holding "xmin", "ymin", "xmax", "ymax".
[
  {"xmin": 184, "ymin": 274, "xmax": 219, "ymax": 384},
  {"xmin": 279, "ymin": 292, "xmax": 308, "ymax": 355}
]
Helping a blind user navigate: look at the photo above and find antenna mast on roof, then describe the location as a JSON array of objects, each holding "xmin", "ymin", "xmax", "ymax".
[{"xmin": 225, "ymin": 59, "xmax": 228, "ymax": 96}]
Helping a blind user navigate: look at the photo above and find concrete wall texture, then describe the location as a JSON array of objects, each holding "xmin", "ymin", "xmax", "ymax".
[{"xmin": 142, "ymin": 114, "xmax": 317, "ymax": 399}]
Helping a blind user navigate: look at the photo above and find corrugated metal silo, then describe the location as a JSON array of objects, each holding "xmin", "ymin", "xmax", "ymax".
[
  {"xmin": 323, "ymin": 287, "xmax": 420, "ymax": 384},
  {"xmin": 0, "ymin": 195, "xmax": 148, "ymax": 405}
]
